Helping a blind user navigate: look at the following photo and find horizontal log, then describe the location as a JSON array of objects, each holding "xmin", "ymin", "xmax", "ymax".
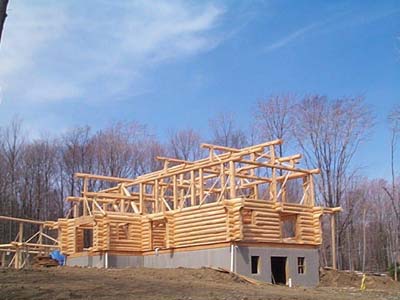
[
  {"xmin": 174, "ymin": 216, "xmax": 227, "ymax": 227},
  {"xmin": 175, "ymin": 234, "xmax": 227, "ymax": 245},
  {"xmin": 174, "ymin": 227, "xmax": 227, "ymax": 239},
  {"xmin": 0, "ymin": 215, "xmax": 48, "ymax": 225},
  {"xmin": 174, "ymin": 221, "xmax": 226, "ymax": 234}
]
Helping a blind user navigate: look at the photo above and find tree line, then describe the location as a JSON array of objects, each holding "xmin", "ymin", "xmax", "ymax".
[{"xmin": 0, "ymin": 95, "xmax": 399, "ymax": 275}]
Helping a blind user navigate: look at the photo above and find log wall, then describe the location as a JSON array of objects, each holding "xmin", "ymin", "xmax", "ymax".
[{"xmin": 58, "ymin": 198, "xmax": 324, "ymax": 257}]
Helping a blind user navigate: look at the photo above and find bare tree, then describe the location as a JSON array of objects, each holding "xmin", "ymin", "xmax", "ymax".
[
  {"xmin": 0, "ymin": 117, "xmax": 24, "ymax": 242},
  {"xmin": 254, "ymin": 94, "xmax": 296, "ymax": 157},
  {"xmin": 168, "ymin": 129, "xmax": 202, "ymax": 161},
  {"xmin": 293, "ymin": 95, "xmax": 373, "ymax": 269},
  {"xmin": 60, "ymin": 126, "xmax": 95, "ymax": 197},
  {"xmin": 0, "ymin": 0, "xmax": 9, "ymax": 44},
  {"xmin": 293, "ymin": 95, "xmax": 373, "ymax": 208},
  {"xmin": 209, "ymin": 112, "xmax": 247, "ymax": 148},
  {"xmin": 384, "ymin": 105, "xmax": 400, "ymax": 280}
]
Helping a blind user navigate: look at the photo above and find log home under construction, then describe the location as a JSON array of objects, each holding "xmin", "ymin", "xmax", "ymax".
[{"xmin": 0, "ymin": 139, "xmax": 340, "ymax": 287}]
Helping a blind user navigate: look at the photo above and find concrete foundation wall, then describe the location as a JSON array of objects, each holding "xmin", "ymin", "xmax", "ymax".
[
  {"xmin": 67, "ymin": 254, "xmax": 107, "ymax": 268},
  {"xmin": 144, "ymin": 247, "xmax": 231, "ymax": 269},
  {"xmin": 235, "ymin": 246, "xmax": 319, "ymax": 287},
  {"xmin": 66, "ymin": 245, "xmax": 319, "ymax": 287}
]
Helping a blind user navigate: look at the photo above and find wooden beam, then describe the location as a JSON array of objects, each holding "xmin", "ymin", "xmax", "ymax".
[
  {"xmin": 220, "ymin": 163, "xmax": 226, "ymax": 201},
  {"xmin": 139, "ymin": 183, "xmax": 144, "ymax": 214},
  {"xmin": 240, "ymin": 159, "xmax": 319, "ymax": 175},
  {"xmin": 0, "ymin": 216, "xmax": 46, "ymax": 225},
  {"xmin": 173, "ymin": 175, "xmax": 178, "ymax": 209},
  {"xmin": 331, "ymin": 214, "xmax": 336, "ymax": 269},
  {"xmin": 201, "ymin": 139, "xmax": 282, "ymax": 153},
  {"xmin": 154, "ymin": 180, "xmax": 159, "ymax": 213},
  {"xmin": 190, "ymin": 170, "xmax": 196, "ymax": 206},
  {"xmin": 270, "ymin": 145, "xmax": 277, "ymax": 201},
  {"xmin": 83, "ymin": 177, "xmax": 88, "ymax": 216},
  {"xmin": 199, "ymin": 168, "xmax": 204, "ymax": 205},
  {"xmin": 229, "ymin": 161, "xmax": 236, "ymax": 198},
  {"xmin": 75, "ymin": 172, "xmax": 136, "ymax": 183},
  {"xmin": 156, "ymin": 156, "xmax": 194, "ymax": 165}
]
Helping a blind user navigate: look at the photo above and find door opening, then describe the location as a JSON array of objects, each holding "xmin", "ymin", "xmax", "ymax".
[{"xmin": 271, "ymin": 256, "xmax": 287, "ymax": 284}]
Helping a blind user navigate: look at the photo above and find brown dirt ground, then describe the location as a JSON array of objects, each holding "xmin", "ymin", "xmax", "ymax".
[{"xmin": 0, "ymin": 267, "xmax": 399, "ymax": 300}]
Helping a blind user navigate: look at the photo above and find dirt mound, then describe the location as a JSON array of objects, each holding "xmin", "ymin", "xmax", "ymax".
[
  {"xmin": 1, "ymin": 267, "xmax": 399, "ymax": 300},
  {"xmin": 319, "ymin": 268, "xmax": 400, "ymax": 290}
]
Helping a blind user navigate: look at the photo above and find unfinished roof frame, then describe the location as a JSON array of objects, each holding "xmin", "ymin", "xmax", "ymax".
[{"xmin": 67, "ymin": 139, "xmax": 320, "ymax": 217}]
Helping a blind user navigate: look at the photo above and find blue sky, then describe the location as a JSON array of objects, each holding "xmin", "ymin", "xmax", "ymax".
[{"xmin": 0, "ymin": 0, "xmax": 399, "ymax": 178}]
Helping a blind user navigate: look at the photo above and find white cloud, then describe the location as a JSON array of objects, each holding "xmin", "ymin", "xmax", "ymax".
[
  {"xmin": 264, "ymin": 22, "xmax": 319, "ymax": 52},
  {"xmin": 0, "ymin": 1, "xmax": 224, "ymax": 104},
  {"xmin": 264, "ymin": 7, "xmax": 400, "ymax": 53}
]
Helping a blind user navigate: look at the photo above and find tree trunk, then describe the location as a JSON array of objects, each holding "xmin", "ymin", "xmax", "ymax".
[{"xmin": 0, "ymin": 0, "xmax": 9, "ymax": 44}]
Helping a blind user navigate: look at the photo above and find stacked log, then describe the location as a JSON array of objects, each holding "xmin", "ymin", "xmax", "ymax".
[
  {"xmin": 66, "ymin": 219, "xmax": 76, "ymax": 255},
  {"xmin": 171, "ymin": 202, "xmax": 228, "ymax": 247},
  {"xmin": 106, "ymin": 213, "xmax": 142, "ymax": 252},
  {"xmin": 141, "ymin": 219, "xmax": 152, "ymax": 251},
  {"xmin": 224, "ymin": 198, "xmax": 244, "ymax": 241},
  {"xmin": 56, "ymin": 219, "xmax": 69, "ymax": 253},
  {"xmin": 243, "ymin": 199, "xmax": 281, "ymax": 242},
  {"xmin": 242, "ymin": 199, "xmax": 319, "ymax": 244}
]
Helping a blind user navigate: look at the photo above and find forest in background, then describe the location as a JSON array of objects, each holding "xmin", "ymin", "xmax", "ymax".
[{"xmin": 0, "ymin": 94, "xmax": 399, "ymax": 276}]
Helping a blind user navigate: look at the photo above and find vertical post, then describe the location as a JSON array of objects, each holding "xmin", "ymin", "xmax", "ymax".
[
  {"xmin": 154, "ymin": 180, "xmax": 159, "ymax": 213},
  {"xmin": 281, "ymin": 185, "xmax": 287, "ymax": 203},
  {"xmin": 179, "ymin": 174, "xmax": 184, "ymax": 208},
  {"xmin": 199, "ymin": 168, "xmax": 204, "ymax": 204},
  {"xmin": 120, "ymin": 200, "xmax": 125, "ymax": 213},
  {"xmin": 220, "ymin": 163, "xmax": 225, "ymax": 201},
  {"xmin": 250, "ymin": 153, "xmax": 258, "ymax": 199},
  {"xmin": 18, "ymin": 222, "xmax": 23, "ymax": 243},
  {"xmin": 173, "ymin": 175, "xmax": 178, "ymax": 210},
  {"xmin": 331, "ymin": 214, "xmax": 337, "ymax": 269},
  {"xmin": 73, "ymin": 203, "xmax": 78, "ymax": 218},
  {"xmin": 120, "ymin": 184, "xmax": 125, "ymax": 213},
  {"xmin": 161, "ymin": 185, "xmax": 166, "ymax": 212},
  {"xmin": 16, "ymin": 222, "xmax": 23, "ymax": 269},
  {"xmin": 190, "ymin": 170, "xmax": 196, "ymax": 206},
  {"xmin": 309, "ymin": 175, "xmax": 315, "ymax": 206},
  {"xmin": 229, "ymin": 161, "xmax": 236, "ymax": 199},
  {"xmin": 14, "ymin": 248, "xmax": 19, "ymax": 269},
  {"xmin": 254, "ymin": 184, "xmax": 259, "ymax": 199},
  {"xmin": 38, "ymin": 225, "xmax": 43, "ymax": 254},
  {"xmin": 83, "ymin": 177, "xmax": 88, "ymax": 216},
  {"xmin": 139, "ymin": 183, "xmax": 144, "ymax": 214},
  {"xmin": 302, "ymin": 176, "xmax": 309, "ymax": 205},
  {"xmin": 250, "ymin": 153, "xmax": 256, "ymax": 176},
  {"xmin": 269, "ymin": 145, "xmax": 277, "ymax": 201},
  {"xmin": 1, "ymin": 252, "xmax": 5, "ymax": 268},
  {"xmin": 209, "ymin": 147, "xmax": 214, "ymax": 161}
]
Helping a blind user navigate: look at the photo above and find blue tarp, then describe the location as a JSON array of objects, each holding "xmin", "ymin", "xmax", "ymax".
[{"xmin": 50, "ymin": 250, "xmax": 65, "ymax": 266}]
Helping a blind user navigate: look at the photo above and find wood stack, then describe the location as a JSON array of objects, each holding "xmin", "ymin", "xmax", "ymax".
[{"xmin": 32, "ymin": 255, "xmax": 59, "ymax": 268}]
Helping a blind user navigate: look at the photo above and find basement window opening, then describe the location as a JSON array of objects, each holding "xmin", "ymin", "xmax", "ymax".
[
  {"xmin": 297, "ymin": 257, "xmax": 305, "ymax": 274},
  {"xmin": 251, "ymin": 256, "xmax": 260, "ymax": 274}
]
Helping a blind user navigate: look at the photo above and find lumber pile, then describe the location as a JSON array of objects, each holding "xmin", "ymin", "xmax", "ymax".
[{"xmin": 32, "ymin": 255, "xmax": 59, "ymax": 268}]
